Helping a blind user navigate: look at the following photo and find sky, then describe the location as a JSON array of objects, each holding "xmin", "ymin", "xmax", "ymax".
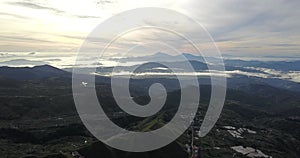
[{"xmin": 0, "ymin": 0, "xmax": 299, "ymax": 56}]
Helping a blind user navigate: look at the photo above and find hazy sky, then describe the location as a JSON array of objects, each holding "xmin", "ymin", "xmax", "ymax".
[{"xmin": 0, "ymin": 0, "xmax": 299, "ymax": 56}]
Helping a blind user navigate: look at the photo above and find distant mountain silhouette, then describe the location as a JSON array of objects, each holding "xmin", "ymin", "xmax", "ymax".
[
  {"xmin": 117, "ymin": 52, "xmax": 206, "ymax": 62},
  {"xmin": 1, "ymin": 60, "xmax": 299, "ymax": 92},
  {"xmin": 0, "ymin": 65, "xmax": 70, "ymax": 81},
  {"xmin": 119, "ymin": 52, "xmax": 300, "ymax": 71}
]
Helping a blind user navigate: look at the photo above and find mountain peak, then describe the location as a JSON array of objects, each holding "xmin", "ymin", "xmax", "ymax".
[
  {"xmin": 153, "ymin": 52, "xmax": 172, "ymax": 57},
  {"xmin": 32, "ymin": 64, "xmax": 57, "ymax": 69},
  {"xmin": 181, "ymin": 53, "xmax": 197, "ymax": 57}
]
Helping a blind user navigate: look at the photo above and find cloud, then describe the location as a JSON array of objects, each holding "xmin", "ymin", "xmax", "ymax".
[
  {"xmin": 1, "ymin": 0, "xmax": 300, "ymax": 54},
  {"xmin": 0, "ymin": 35, "xmax": 55, "ymax": 43},
  {"xmin": 7, "ymin": 1, "xmax": 101, "ymax": 19},
  {"xmin": 0, "ymin": 34, "xmax": 79, "ymax": 52},
  {"xmin": 74, "ymin": 15, "xmax": 101, "ymax": 19},
  {"xmin": 167, "ymin": 0, "xmax": 300, "ymax": 55},
  {"xmin": 246, "ymin": 67, "xmax": 300, "ymax": 83},
  {"xmin": 0, "ymin": 52, "xmax": 16, "ymax": 58},
  {"xmin": 97, "ymin": 0, "xmax": 114, "ymax": 6},
  {"xmin": 0, "ymin": 12, "xmax": 30, "ymax": 19},
  {"xmin": 27, "ymin": 52, "xmax": 37, "ymax": 55},
  {"xmin": 94, "ymin": 69, "xmax": 300, "ymax": 83},
  {"xmin": 47, "ymin": 58, "xmax": 62, "ymax": 62},
  {"xmin": 8, "ymin": 2, "xmax": 65, "ymax": 14}
]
